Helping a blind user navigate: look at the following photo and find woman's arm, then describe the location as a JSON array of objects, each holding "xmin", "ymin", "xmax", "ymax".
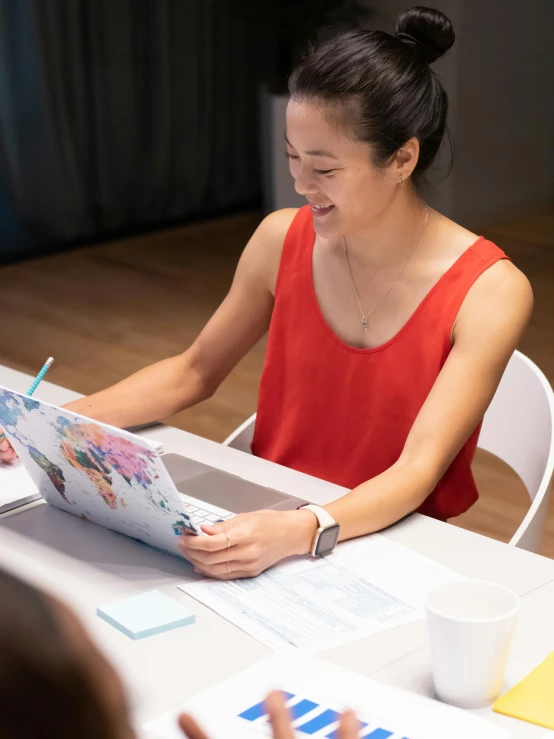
[
  {"xmin": 181, "ymin": 259, "xmax": 533, "ymax": 578},
  {"xmin": 325, "ymin": 259, "xmax": 533, "ymax": 538},
  {"xmin": 63, "ymin": 210, "xmax": 297, "ymax": 429}
]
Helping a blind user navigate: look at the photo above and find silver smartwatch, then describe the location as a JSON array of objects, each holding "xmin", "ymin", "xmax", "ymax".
[{"xmin": 299, "ymin": 504, "xmax": 340, "ymax": 557}]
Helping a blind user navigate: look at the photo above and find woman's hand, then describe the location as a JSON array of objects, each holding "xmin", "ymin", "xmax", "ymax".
[
  {"xmin": 178, "ymin": 508, "xmax": 318, "ymax": 579},
  {"xmin": 179, "ymin": 690, "xmax": 361, "ymax": 739},
  {"xmin": 0, "ymin": 433, "xmax": 17, "ymax": 463}
]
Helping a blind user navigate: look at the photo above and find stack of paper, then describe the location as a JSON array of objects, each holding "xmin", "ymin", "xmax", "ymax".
[{"xmin": 0, "ymin": 459, "xmax": 41, "ymax": 514}]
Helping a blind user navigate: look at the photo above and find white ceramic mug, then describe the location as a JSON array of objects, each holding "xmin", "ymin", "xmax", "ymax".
[{"xmin": 425, "ymin": 580, "xmax": 520, "ymax": 708}]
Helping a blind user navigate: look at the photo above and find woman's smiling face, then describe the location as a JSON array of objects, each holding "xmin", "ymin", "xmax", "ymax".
[{"xmin": 285, "ymin": 98, "xmax": 401, "ymax": 238}]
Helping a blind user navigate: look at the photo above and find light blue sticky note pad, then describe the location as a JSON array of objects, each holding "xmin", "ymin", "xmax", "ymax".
[{"xmin": 97, "ymin": 590, "xmax": 195, "ymax": 640}]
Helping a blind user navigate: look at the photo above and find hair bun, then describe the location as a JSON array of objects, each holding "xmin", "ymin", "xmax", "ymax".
[{"xmin": 395, "ymin": 6, "xmax": 455, "ymax": 64}]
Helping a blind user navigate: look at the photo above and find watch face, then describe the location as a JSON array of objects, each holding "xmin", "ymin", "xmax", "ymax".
[{"xmin": 315, "ymin": 524, "xmax": 340, "ymax": 556}]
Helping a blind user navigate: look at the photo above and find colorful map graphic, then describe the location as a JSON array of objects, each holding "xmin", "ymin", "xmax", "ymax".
[
  {"xmin": 56, "ymin": 418, "xmax": 159, "ymax": 509},
  {"xmin": 28, "ymin": 445, "xmax": 69, "ymax": 503},
  {"xmin": 0, "ymin": 388, "xmax": 195, "ymax": 556}
]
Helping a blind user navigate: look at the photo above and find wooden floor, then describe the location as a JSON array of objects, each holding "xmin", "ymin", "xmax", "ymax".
[{"xmin": 1, "ymin": 205, "xmax": 553, "ymax": 557}]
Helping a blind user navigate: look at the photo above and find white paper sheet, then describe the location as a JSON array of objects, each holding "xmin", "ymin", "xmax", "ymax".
[
  {"xmin": 179, "ymin": 535, "xmax": 462, "ymax": 652},
  {"xmin": 0, "ymin": 459, "xmax": 41, "ymax": 513},
  {"xmin": 143, "ymin": 652, "xmax": 510, "ymax": 739}
]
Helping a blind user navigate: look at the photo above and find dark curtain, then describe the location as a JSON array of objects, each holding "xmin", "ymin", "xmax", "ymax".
[{"xmin": 0, "ymin": 0, "xmax": 273, "ymax": 252}]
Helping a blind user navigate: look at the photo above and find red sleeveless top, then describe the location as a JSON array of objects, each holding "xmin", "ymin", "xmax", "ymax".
[{"xmin": 251, "ymin": 206, "xmax": 509, "ymax": 521}]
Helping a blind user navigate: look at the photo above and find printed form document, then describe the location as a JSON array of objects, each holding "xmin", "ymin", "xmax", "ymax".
[{"xmin": 180, "ymin": 534, "xmax": 462, "ymax": 652}]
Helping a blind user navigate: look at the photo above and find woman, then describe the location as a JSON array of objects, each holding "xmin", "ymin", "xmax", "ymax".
[
  {"xmin": 0, "ymin": 8, "xmax": 532, "ymax": 578},
  {"xmin": 0, "ymin": 567, "xmax": 358, "ymax": 739}
]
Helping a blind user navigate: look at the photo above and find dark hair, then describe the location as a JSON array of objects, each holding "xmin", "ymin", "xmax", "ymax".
[
  {"xmin": 0, "ymin": 568, "xmax": 126, "ymax": 739},
  {"xmin": 288, "ymin": 6, "xmax": 455, "ymax": 185}
]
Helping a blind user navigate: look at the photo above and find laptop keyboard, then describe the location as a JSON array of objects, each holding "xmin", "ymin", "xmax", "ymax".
[{"xmin": 180, "ymin": 492, "xmax": 234, "ymax": 527}]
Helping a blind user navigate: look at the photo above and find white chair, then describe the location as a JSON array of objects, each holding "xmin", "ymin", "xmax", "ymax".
[
  {"xmin": 223, "ymin": 351, "xmax": 554, "ymax": 554},
  {"xmin": 478, "ymin": 350, "xmax": 554, "ymax": 553},
  {"xmin": 223, "ymin": 413, "xmax": 257, "ymax": 454}
]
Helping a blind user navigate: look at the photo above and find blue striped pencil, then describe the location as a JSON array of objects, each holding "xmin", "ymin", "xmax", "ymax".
[
  {"xmin": 0, "ymin": 358, "xmax": 55, "ymax": 441},
  {"xmin": 25, "ymin": 357, "xmax": 54, "ymax": 397}
]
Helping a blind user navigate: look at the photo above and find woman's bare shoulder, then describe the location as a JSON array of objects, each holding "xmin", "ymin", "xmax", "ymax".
[
  {"xmin": 453, "ymin": 255, "xmax": 533, "ymax": 347},
  {"xmin": 431, "ymin": 209, "xmax": 532, "ymax": 307},
  {"xmin": 472, "ymin": 257, "xmax": 532, "ymax": 301},
  {"xmin": 259, "ymin": 208, "xmax": 300, "ymax": 241},
  {"xmin": 431, "ymin": 212, "xmax": 480, "ymax": 255},
  {"xmin": 241, "ymin": 208, "xmax": 300, "ymax": 294}
]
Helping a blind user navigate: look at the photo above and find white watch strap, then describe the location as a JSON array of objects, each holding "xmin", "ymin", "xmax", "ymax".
[{"xmin": 300, "ymin": 504, "xmax": 336, "ymax": 529}]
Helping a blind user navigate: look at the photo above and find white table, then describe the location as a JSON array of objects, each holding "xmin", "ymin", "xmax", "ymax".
[{"xmin": 1, "ymin": 367, "xmax": 553, "ymax": 738}]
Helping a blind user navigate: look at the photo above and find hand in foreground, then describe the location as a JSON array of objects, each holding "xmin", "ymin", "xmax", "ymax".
[
  {"xmin": 178, "ymin": 508, "xmax": 318, "ymax": 579},
  {"xmin": 0, "ymin": 432, "xmax": 17, "ymax": 463},
  {"xmin": 179, "ymin": 690, "xmax": 361, "ymax": 739}
]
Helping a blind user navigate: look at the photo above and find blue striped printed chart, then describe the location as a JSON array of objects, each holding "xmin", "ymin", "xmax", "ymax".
[
  {"xmin": 143, "ymin": 654, "xmax": 509, "ymax": 739},
  {"xmin": 238, "ymin": 692, "xmax": 409, "ymax": 739}
]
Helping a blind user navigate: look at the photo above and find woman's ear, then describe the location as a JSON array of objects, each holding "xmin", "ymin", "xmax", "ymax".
[{"xmin": 394, "ymin": 137, "xmax": 420, "ymax": 182}]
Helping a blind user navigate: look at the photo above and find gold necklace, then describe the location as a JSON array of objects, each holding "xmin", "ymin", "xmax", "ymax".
[{"xmin": 342, "ymin": 206, "xmax": 430, "ymax": 332}]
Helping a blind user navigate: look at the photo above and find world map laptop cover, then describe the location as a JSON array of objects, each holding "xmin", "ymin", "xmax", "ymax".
[{"xmin": 0, "ymin": 386, "xmax": 197, "ymax": 557}]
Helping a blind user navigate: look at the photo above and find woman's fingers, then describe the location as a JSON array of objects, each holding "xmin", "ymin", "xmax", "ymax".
[
  {"xmin": 180, "ymin": 532, "xmax": 229, "ymax": 552},
  {"xmin": 179, "ymin": 518, "xmax": 251, "ymax": 561},
  {"xmin": 186, "ymin": 552, "xmax": 253, "ymax": 579},
  {"xmin": 178, "ymin": 712, "xmax": 210, "ymax": 739},
  {"xmin": 0, "ymin": 437, "xmax": 17, "ymax": 462},
  {"xmin": 181, "ymin": 510, "xmax": 289, "ymax": 580},
  {"xmin": 194, "ymin": 563, "xmax": 253, "ymax": 579},
  {"xmin": 338, "ymin": 710, "xmax": 360, "ymax": 739},
  {"xmin": 180, "ymin": 545, "xmax": 240, "ymax": 567},
  {"xmin": 199, "ymin": 521, "xmax": 228, "ymax": 536},
  {"xmin": 203, "ymin": 569, "xmax": 252, "ymax": 580},
  {"xmin": 266, "ymin": 691, "xmax": 296, "ymax": 739}
]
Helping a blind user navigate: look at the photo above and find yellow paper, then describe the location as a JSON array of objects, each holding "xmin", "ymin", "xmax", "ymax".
[{"xmin": 493, "ymin": 652, "xmax": 554, "ymax": 729}]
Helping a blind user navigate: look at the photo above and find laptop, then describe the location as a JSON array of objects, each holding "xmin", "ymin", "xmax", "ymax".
[{"xmin": 0, "ymin": 386, "xmax": 307, "ymax": 560}]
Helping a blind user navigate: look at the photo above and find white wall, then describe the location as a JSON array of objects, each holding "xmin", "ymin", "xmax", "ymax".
[
  {"xmin": 260, "ymin": 89, "xmax": 305, "ymax": 213},
  {"xmin": 453, "ymin": 0, "xmax": 554, "ymax": 224},
  {"xmin": 363, "ymin": 0, "xmax": 461, "ymax": 217},
  {"xmin": 265, "ymin": 2, "xmax": 554, "ymax": 223},
  {"xmin": 369, "ymin": 0, "xmax": 554, "ymax": 224}
]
